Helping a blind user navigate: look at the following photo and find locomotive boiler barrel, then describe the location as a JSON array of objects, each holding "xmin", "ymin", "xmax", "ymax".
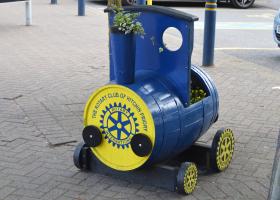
[{"xmin": 83, "ymin": 66, "xmax": 218, "ymax": 171}]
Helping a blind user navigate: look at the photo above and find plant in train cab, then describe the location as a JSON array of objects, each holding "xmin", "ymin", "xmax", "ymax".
[
  {"xmin": 191, "ymin": 88, "xmax": 206, "ymax": 104},
  {"xmin": 111, "ymin": 6, "xmax": 145, "ymax": 36}
]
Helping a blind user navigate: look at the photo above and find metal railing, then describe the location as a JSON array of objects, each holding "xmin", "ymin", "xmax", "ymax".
[{"xmin": 0, "ymin": 0, "xmax": 32, "ymax": 25}]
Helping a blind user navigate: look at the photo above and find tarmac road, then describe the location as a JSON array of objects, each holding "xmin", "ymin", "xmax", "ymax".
[{"xmin": 168, "ymin": 1, "xmax": 280, "ymax": 71}]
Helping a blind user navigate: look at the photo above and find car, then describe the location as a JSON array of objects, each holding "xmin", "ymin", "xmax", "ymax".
[
  {"xmin": 152, "ymin": 0, "xmax": 255, "ymax": 9},
  {"xmin": 97, "ymin": 0, "xmax": 255, "ymax": 9},
  {"xmin": 273, "ymin": 9, "xmax": 280, "ymax": 47}
]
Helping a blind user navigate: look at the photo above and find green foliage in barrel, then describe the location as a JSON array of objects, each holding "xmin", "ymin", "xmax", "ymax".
[
  {"xmin": 191, "ymin": 88, "xmax": 206, "ymax": 104},
  {"xmin": 111, "ymin": 6, "xmax": 145, "ymax": 36}
]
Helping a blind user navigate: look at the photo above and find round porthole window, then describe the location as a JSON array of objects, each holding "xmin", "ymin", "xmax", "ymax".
[{"xmin": 162, "ymin": 27, "xmax": 183, "ymax": 52}]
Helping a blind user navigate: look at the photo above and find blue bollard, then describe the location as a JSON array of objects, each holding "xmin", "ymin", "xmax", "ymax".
[
  {"xmin": 202, "ymin": 0, "xmax": 217, "ymax": 67},
  {"xmin": 51, "ymin": 0, "xmax": 57, "ymax": 4},
  {"xmin": 78, "ymin": 0, "xmax": 85, "ymax": 16}
]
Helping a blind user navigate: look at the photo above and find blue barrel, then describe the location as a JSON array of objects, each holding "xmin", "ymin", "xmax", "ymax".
[{"xmin": 127, "ymin": 65, "xmax": 219, "ymax": 165}]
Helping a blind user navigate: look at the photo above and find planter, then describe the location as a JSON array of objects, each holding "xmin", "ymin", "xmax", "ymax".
[{"xmin": 110, "ymin": 28, "xmax": 135, "ymax": 84}]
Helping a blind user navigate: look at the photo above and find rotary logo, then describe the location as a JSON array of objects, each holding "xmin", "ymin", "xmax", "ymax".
[{"xmin": 100, "ymin": 103, "xmax": 139, "ymax": 149}]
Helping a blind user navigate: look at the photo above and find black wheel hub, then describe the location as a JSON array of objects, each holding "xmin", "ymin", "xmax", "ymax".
[
  {"xmin": 82, "ymin": 126, "xmax": 102, "ymax": 147},
  {"xmin": 131, "ymin": 134, "xmax": 152, "ymax": 157}
]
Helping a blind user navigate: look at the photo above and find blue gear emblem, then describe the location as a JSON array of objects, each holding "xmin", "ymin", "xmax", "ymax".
[{"xmin": 100, "ymin": 103, "xmax": 139, "ymax": 149}]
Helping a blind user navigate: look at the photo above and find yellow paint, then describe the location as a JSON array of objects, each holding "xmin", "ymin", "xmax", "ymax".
[
  {"xmin": 183, "ymin": 163, "xmax": 198, "ymax": 194},
  {"xmin": 216, "ymin": 129, "xmax": 235, "ymax": 171},
  {"xmin": 205, "ymin": 8, "xmax": 217, "ymax": 11},
  {"xmin": 147, "ymin": 0, "xmax": 152, "ymax": 5},
  {"xmin": 206, "ymin": 2, "xmax": 217, "ymax": 5},
  {"xmin": 84, "ymin": 84, "xmax": 155, "ymax": 171}
]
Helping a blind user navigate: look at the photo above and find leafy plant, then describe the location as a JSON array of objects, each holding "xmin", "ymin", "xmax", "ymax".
[
  {"xmin": 112, "ymin": 7, "xmax": 145, "ymax": 36},
  {"xmin": 111, "ymin": 6, "xmax": 164, "ymax": 53},
  {"xmin": 150, "ymin": 36, "xmax": 165, "ymax": 53},
  {"xmin": 191, "ymin": 88, "xmax": 206, "ymax": 104}
]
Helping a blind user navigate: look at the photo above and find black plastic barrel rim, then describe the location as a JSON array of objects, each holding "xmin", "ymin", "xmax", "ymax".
[
  {"xmin": 131, "ymin": 133, "xmax": 152, "ymax": 157},
  {"xmin": 82, "ymin": 126, "xmax": 102, "ymax": 147}
]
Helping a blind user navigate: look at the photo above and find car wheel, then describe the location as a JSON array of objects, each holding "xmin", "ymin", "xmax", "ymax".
[
  {"xmin": 122, "ymin": 0, "xmax": 134, "ymax": 5},
  {"xmin": 231, "ymin": 0, "xmax": 255, "ymax": 8}
]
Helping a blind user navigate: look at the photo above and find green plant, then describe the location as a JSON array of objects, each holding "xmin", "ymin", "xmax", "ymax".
[
  {"xmin": 191, "ymin": 88, "xmax": 206, "ymax": 104},
  {"xmin": 112, "ymin": 7, "xmax": 165, "ymax": 53},
  {"xmin": 150, "ymin": 36, "xmax": 165, "ymax": 53},
  {"xmin": 112, "ymin": 7, "xmax": 145, "ymax": 36}
]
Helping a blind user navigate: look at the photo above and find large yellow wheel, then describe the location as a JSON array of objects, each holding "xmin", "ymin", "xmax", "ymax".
[
  {"xmin": 211, "ymin": 128, "xmax": 235, "ymax": 172},
  {"xmin": 177, "ymin": 162, "xmax": 198, "ymax": 195},
  {"xmin": 83, "ymin": 85, "xmax": 155, "ymax": 171}
]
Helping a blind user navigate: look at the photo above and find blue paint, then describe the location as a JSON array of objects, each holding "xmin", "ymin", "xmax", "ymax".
[
  {"xmin": 106, "ymin": 6, "xmax": 219, "ymax": 167},
  {"xmin": 78, "ymin": 0, "xmax": 85, "ymax": 16},
  {"xmin": 110, "ymin": 31, "xmax": 136, "ymax": 84},
  {"xmin": 108, "ymin": 6, "xmax": 197, "ymax": 105},
  {"xmin": 202, "ymin": 0, "xmax": 217, "ymax": 66}
]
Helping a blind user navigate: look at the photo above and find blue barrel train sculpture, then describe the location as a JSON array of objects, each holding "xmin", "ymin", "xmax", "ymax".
[{"xmin": 73, "ymin": 5, "xmax": 235, "ymax": 194}]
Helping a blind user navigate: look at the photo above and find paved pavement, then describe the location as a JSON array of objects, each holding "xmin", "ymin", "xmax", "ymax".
[{"xmin": 0, "ymin": 0, "xmax": 280, "ymax": 200}]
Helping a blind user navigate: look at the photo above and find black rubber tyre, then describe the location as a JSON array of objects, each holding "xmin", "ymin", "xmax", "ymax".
[
  {"xmin": 131, "ymin": 133, "xmax": 152, "ymax": 157},
  {"xmin": 73, "ymin": 142, "xmax": 89, "ymax": 170},
  {"xmin": 231, "ymin": 0, "xmax": 255, "ymax": 9},
  {"xmin": 176, "ymin": 162, "xmax": 198, "ymax": 195},
  {"xmin": 210, "ymin": 128, "xmax": 235, "ymax": 172},
  {"xmin": 121, "ymin": 0, "xmax": 134, "ymax": 5},
  {"xmin": 82, "ymin": 126, "xmax": 102, "ymax": 148}
]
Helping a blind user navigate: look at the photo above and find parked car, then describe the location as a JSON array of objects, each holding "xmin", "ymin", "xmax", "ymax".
[
  {"xmin": 96, "ymin": 0, "xmax": 255, "ymax": 9},
  {"xmin": 151, "ymin": 0, "xmax": 255, "ymax": 8},
  {"xmin": 273, "ymin": 9, "xmax": 280, "ymax": 47}
]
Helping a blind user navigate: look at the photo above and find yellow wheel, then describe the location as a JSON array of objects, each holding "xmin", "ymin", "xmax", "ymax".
[
  {"xmin": 83, "ymin": 85, "xmax": 155, "ymax": 171},
  {"xmin": 211, "ymin": 128, "xmax": 235, "ymax": 172},
  {"xmin": 177, "ymin": 162, "xmax": 198, "ymax": 195}
]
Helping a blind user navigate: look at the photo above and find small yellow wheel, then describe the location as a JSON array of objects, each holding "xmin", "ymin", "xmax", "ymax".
[
  {"xmin": 211, "ymin": 128, "xmax": 235, "ymax": 172},
  {"xmin": 177, "ymin": 162, "xmax": 198, "ymax": 195}
]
